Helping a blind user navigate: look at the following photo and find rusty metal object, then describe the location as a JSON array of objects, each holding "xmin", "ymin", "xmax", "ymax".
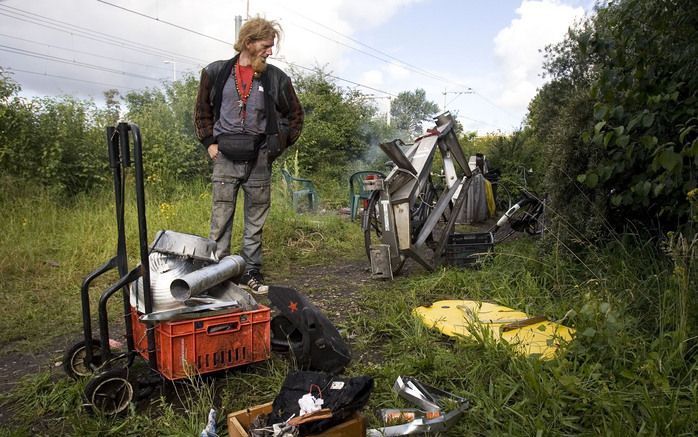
[{"xmin": 364, "ymin": 111, "xmax": 475, "ymax": 277}]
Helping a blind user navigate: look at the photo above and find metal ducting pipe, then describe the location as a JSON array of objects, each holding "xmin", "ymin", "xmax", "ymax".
[
  {"xmin": 130, "ymin": 252, "xmax": 197, "ymax": 313},
  {"xmin": 170, "ymin": 255, "xmax": 246, "ymax": 301}
]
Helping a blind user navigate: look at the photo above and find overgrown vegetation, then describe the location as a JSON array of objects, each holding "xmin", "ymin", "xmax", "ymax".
[
  {"xmin": 530, "ymin": 0, "xmax": 697, "ymax": 239},
  {"xmin": 1, "ymin": 188, "xmax": 695, "ymax": 435},
  {"xmin": 352, "ymin": 235, "xmax": 698, "ymax": 435},
  {"xmin": 1, "ymin": 0, "xmax": 697, "ymax": 434}
]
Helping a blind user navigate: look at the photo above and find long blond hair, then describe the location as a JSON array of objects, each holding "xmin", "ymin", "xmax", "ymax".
[{"xmin": 234, "ymin": 17, "xmax": 282, "ymax": 53}]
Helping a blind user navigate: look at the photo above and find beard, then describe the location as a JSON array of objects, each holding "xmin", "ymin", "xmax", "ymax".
[{"xmin": 251, "ymin": 55, "xmax": 267, "ymax": 74}]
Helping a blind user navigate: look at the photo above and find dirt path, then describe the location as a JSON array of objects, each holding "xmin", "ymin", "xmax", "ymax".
[
  {"xmin": 0, "ymin": 217, "xmax": 502, "ymax": 395},
  {"xmin": 268, "ymin": 258, "xmax": 375, "ymax": 322},
  {"xmin": 0, "ymin": 257, "xmax": 377, "ymax": 389},
  {"xmin": 0, "ymin": 257, "xmax": 379, "ymax": 430}
]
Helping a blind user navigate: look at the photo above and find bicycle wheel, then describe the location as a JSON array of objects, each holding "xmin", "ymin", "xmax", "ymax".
[
  {"xmin": 362, "ymin": 190, "xmax": 381, "ymax": 260},
  {"xmin": 362, "ymin": 191, "xmax": 405, "ymax": 274},
  {"xmin": 84, "ymin": 368, "xmax": 134, "ymax": 416},
  {"xmin": 63, "ymin": 339, "xmax": 102, "ymax": 379},
  {"xmin": 494, "ymin": 182, "xmax": 515, "ymax": 213},
  {"xmin": 410, "ymin": 179, "xmax": 439, "ymax": 243}
]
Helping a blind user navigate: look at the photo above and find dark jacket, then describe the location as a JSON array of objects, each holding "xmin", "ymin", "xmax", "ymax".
[{"xmin": 194, "ymin": 54, "xmax": 304, "ymax": 158}]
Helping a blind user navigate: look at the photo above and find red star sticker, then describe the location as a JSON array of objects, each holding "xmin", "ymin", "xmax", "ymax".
[{"xmin": 288, "ymin": 301, "xmax": 299, "ymax": 313}]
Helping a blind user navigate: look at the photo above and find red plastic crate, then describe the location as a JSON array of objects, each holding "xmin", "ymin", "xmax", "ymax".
[{"xmin": 130, "ymin": 305, "xmax": 270, "ymax": 380}]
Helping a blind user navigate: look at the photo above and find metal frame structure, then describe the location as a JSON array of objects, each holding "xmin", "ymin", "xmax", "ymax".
[
  {"xmin": 362, "ymin": 112, "xmax": 473, "ymax": 278},
  {"xmin": 65, "ymin": 123, "xmax": 268, "ymax": 415},
  {"xmin": 77, "ymin": 122, "xmax": 155, "ymax": 372},
  {"xmin": 59, "ymin": 123, "xmax": 156, "ymax": 415}
]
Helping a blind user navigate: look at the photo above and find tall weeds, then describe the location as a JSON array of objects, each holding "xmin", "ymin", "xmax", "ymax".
[
  {"xmin": 350, "ymin": 229, "xmax": 697, "ymax": 435},
  {"xmin": 1, "ymin": 177, "xmax": 696, "ymax": 435}
]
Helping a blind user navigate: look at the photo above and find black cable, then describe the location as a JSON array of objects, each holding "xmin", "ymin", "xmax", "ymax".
[
  {"xmin": 0, "ymin": 32, "xmax": 172, "ymax": 73},
  {"xmin": 0, "ymin": 45, "xmax": 163, "ymax": 81},
  {"xmin": 6, "ymin": 67, "xmax": 138, "ymax": 90}
]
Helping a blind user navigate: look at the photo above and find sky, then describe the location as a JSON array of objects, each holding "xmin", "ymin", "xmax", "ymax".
[{"xmin": 0, "ymin": 0, "xmax": 592, "ymax": 135}]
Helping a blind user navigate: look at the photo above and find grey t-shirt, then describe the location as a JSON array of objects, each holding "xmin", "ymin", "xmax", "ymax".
[{"xmin": 213, "ymin": 73, "xmax": 267, "ymax": 138}]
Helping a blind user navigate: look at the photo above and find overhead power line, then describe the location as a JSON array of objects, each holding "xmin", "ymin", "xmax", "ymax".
[
  {"xmin": 94, "ymin": 1, "xmax": 470, "ymax": 95},
  {"xmin": 0, "ymin": 5, "xmax": 205, "ymax": 66},
  {"xmin": 472, "ymin": 91, "xmax": 519, "ymax": 120},
  {"xmin": 0, "ymin": 32, "xmax": 172, "ymax": 73},
  {"xmin": 0, "ymin": 44, "xmax": 163, "ymax": 82},
  {"xmin": 272, "ymin": 57, "xmax": 396, "ymax": 97},
  {"xmin": 96, "ymin": 0, "xmax": 233, "ymax": 46},
  {"xmin": 2, "ymin": 1, "xmax": 510, "ymax": 125},
  {"xmin": 275, "ymin": 7, "xmax": 524, "ymax": 122},
  {"xmin": 279, "ymin": 6, "xmax": 473, "ymax": 91},
  {"xmin": 95, "ymin": 0, "xmax": 397, "ymax": 96},
  {"xmin": 284, "ymin": 18, "xmax": 450, "ymax": 85},
  {"xmin": 7, "ymin": 67, "xmax": 137, "ymax": 91}
]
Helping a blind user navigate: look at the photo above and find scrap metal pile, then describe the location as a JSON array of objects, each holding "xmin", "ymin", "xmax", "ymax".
[
  {"xmin": 64, "ymin": 122, "xmax": 476, "ymax": 435},
  {"xmin": 362, "ymin": 111, "xmax": 482, "ymax": 278}
]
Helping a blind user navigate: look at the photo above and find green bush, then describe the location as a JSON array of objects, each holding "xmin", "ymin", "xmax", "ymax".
[
  {"xmin": 0, "ymin": 71, "xmax": 108, "ymax": 195},
  {"xmin": 530, "ymin": 0, "xmax": 698, "ymax": 240}
]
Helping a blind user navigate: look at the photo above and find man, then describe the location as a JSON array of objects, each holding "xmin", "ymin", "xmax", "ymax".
[{"xmin": 194, "ymin": 17, "xmax": 303, "ymax": 294}]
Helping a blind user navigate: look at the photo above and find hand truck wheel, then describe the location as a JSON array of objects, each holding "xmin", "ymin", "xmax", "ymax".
[
  {"xmin": 63, "ymin": 339, "xmax": 103, "ymax": 379},
  {"xmin": 83, "ymin": 368, "xmax": 134, "ymax": 416}
]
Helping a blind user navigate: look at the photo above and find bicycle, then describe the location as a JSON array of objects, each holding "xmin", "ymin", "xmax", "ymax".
[
  {"xmin": 488, "ymin": 189, "xmax": 547, "ymax": 243},
  {"xmin": 362, "ymin": 174, "xmax": 440, "ymax": 275}
]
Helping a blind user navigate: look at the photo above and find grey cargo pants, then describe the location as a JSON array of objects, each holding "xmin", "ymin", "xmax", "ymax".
[{"xmin": 210, "ymin": 147, "xmax": 271, "ymax": 272}]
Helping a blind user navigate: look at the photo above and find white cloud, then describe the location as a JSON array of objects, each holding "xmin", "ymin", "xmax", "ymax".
[
  {"xmin": 338, "ymin": 0, "xmax": 425, "ymax": 30},
  {"xmin": 251, "ymin": 0, "xmax": 426, "ymax": 81},
  {"xmin": 386, "ymin": 62, "xmax": 410, "ymax": 81},
  {"xmin": 493, "ymin": 0, "xmax": 585, "ymax": 110},
  {"xmin": 359, "ymin": 69, "xmax": 384, "ymax": 88}
]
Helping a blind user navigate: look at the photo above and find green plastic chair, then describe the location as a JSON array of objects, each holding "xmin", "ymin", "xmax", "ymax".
[
  {"xmin": 281, "ymin": 168, "xmax": 319, "ymax": 212},
  {"xmin": 349, "ymin": 170, "xmax": 385, "ymax": 221}
]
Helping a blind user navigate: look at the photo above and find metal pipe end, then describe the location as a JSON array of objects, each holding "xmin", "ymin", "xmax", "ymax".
[{"xmin": 170, "ymin": 279, "xmax": 191, "ymax": 301}]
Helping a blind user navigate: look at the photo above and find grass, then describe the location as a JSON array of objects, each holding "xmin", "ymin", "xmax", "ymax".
[
  {"xmin": 1, "ymin": 177, "xmax": 697, "ymax": 436},
  {"xmin": 347, "ymin": 235, "xmax": 698, "ymax": 436},
  {"xmin": 0, "ymin": 173, "xmax": 363, "ymax": 353}
]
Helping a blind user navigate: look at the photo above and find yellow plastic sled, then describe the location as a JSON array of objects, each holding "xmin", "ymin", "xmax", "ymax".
[{"xmin": 413, "ymin": 300, "xmax": 574, "ymax": 360}]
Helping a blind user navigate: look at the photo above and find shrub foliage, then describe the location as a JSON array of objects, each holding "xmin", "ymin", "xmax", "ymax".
[{"xmin": 529, "ymin": 0, "xmax": 697, "ymax": 237}]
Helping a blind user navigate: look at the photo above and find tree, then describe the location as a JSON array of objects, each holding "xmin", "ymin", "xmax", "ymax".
[
  {"xmin": 390, "ymin": 89, "xmax": 439, "ymax": 138},
  {"xmin": 101, "ymin": 89, "xmax": 121, "ymax": 126},
  {"xmin": 528, "ymin": 0, "xmax": 698, "ymax": 239},
  {"xmin": 0, "ymin": 70, "xmax": 34, "ymax": 180},
  {"xmin": 123, "ymin": 76, "xmax": 207, "ymax": 183},
  {"xmin": 290, "ymin": 68, "xmax": 378, "ymax": 177},
  {"xmin": 577, "ymin": 0, "xmax": 698, "ymax": 233},
  {"xmin": 0, "ymin": 70, "xmax": 107, "ymax": 194}
]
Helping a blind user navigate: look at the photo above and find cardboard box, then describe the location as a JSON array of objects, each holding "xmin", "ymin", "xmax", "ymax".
[{"xmin": 227, "ymin": 402, "xmax": 366, "ymax": 437}]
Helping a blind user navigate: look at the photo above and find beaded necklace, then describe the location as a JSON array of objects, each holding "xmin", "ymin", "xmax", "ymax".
[{"xmin": 234, "ymin": 62, "xmax": 254, "ymax": 120}]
